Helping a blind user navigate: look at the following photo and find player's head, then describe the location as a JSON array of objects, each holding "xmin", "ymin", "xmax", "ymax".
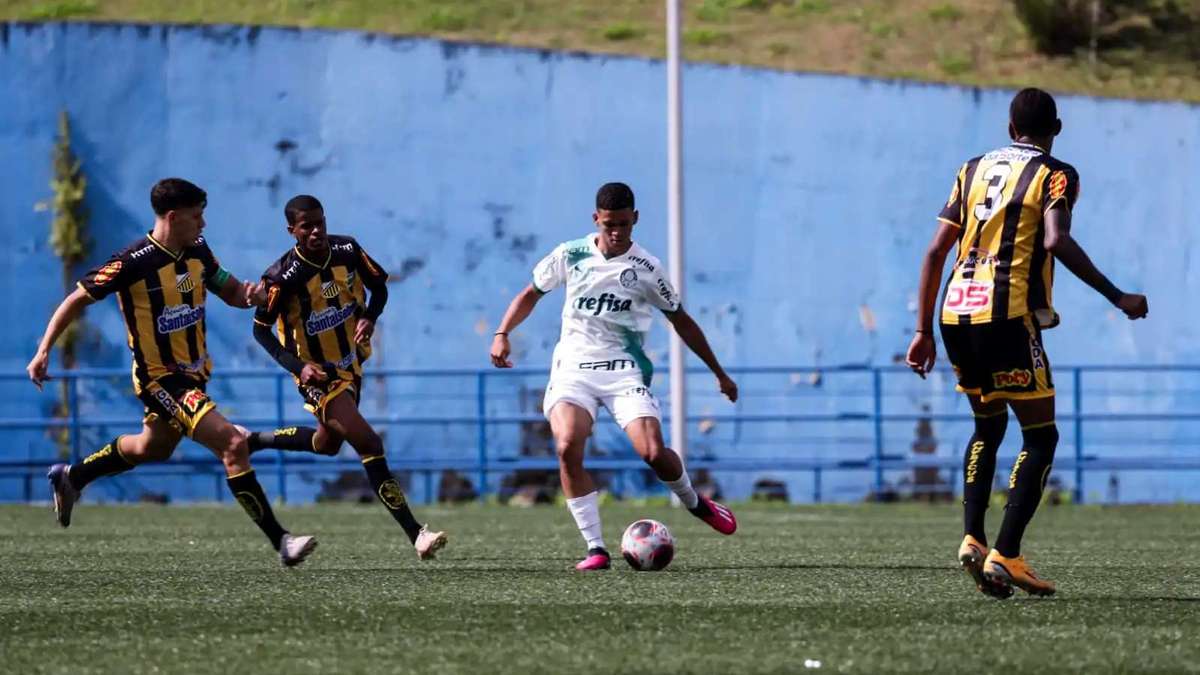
[
  {"xmin": 1008, "ymin": 88, "xmax": 1061, "ymax": 145},
  {"xmin": 285, "ymin": 194, "xmax": 328, "ymax": 255},
  {"xmin": 593, "ymin": 182, "xmax": 638, "ymax": 252},
  {"xmin": 151, "ymin": 178, "xmax": 207, "ymax": 241}
]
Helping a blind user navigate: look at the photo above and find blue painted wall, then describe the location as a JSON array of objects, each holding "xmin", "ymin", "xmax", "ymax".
[{"xmin": 1, "ymin": 22, "xmax": 1196, "ymax": 503}]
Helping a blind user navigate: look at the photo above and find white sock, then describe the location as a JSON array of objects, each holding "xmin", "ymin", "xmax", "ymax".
[
  {"xmin": 665, "ymin": 471, "xmax": 700, "ymax": 509},
  {"xmin": 566, "ymin": 491, "xmax": 605, "ymax": 551}
]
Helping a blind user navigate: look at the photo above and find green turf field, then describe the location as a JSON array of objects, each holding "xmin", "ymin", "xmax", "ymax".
[{"xmin": 1, "ymin": 502, "xmax": 1197, "ymax": 674}]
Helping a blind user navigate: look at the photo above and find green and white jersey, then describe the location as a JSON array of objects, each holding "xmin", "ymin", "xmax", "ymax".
[{"xmin": 532, "ymin": 235, "xmax": 680, "ymax": 382}]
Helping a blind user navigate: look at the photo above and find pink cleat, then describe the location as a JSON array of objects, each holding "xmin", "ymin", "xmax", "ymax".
[
  {"xmin": 574, "ymin": 547, "xmax": 612, "ymax": 571},
  {"xmin": 690, "ymin": 496, "xmax": 737, "ymax": 535}
]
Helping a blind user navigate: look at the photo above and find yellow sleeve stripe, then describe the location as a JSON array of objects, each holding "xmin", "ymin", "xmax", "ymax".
[
  {"xmin": 937, "ymin": 217, "xmax": 963, "ymax": 228},
  {"xmin": 76, "ymin": 281, "xmax": 101, "ymax": 301}
]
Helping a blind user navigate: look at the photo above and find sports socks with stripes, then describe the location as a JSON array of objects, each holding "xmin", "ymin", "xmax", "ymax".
[
  {"xmin": 962, "ymin": 411, "xmax": 1008, "ymax": 544},
  {"xmin": 68, "ymin": 436, "xmax": 134, "ymax": 491},
  {"xmin": 247, "ymin": 427, "xmax": 318, "ymax": 454},
  {"xmin": 994, "ymin": 423, "xmax": 1059, "ymax": 557},
  {"xmin": 361, "ymin": 455, "xmax": 423, "ymax": 543},
  {"xmin": 227, "ymin": 469, "xmax": 287, "ymax": 551}
]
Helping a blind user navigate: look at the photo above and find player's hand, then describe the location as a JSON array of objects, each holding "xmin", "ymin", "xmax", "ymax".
[
  {"xmin": 1117, "ymin": 293, "xmax": 1148, "ymax": 320},
  {"xmin": 299, "ymin": 362, "xmax": 329, "ymax": 386},
  {"xmin": 355, "ymin": 318, "xmax": 375, "ymax": 344},
  {"xmin": 490, "ymin": 334, "xmax": 513, "ymax": 368},
  {"xmin": 717, "ymin": 373, "xmax": 738, "ymax": 402},
  {"xmin": 905, "ymin": 332, "xmax": 936, "ymax": 379},
  {"xmin": 243, "ymin": 280, "xmax": 268, "ymax": 308},
  {"xmin": 26, "ymin": 350, "xmax": 51, "ymax": 391}
]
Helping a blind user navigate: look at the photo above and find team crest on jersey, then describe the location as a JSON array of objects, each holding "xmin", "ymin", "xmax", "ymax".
[
  {"xmin": 94, "ymin": 261, "xmax": 122, "ymax": 285},
  {"xmin": 321, "ymin": 280, "xmax": 341, "ymax": 299},
  {"xmin": 619, "ymin": 268, "xmax": 638, "ymax": 289},
  {"xmin": 175, "ymin": 272, "xmax": 195, "ymax": 293}
]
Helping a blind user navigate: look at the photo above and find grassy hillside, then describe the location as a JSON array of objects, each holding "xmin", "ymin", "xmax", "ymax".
[{"xmin": 3, "ymin": 0, "xmax": 1199, "ymax": 102}]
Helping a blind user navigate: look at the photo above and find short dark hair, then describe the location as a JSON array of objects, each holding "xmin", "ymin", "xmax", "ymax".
[
  {"xmin": 150, "ymin": 178, "xmax": 206, "ymax": 216},
  {"xmin": 284, "ymin": 194, "xmax": 324, "ymax": 225},
  {"xmin": 1009, "ymin": 88, "xmax": 1058, "ymax": 137},
  {"xmin": 596, "ymin": 182, "xmax": 635, "ymax": 211}
]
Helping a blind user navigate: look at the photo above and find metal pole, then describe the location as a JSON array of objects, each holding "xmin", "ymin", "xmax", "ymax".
[
  {"xmin": 275, "ymin": 374, "xmax": 287, "ymax": 503},
  {"xmin": 872, "ymin": 369, "xmax": 884, "ymax": 497},
  {"xmin": 476, "ymin": 371, "xmax": 488, "ymax": 502},
  {"xmin": 666, "ymin": 0, "xmax": 687, "ymax": 478},
  {"xmin": 1073, "ymin": 368, "xmax": 1084, "ymax": 503}
]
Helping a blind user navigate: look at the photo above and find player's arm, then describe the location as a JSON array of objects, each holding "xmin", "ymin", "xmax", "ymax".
[
  {"xmin": 663, "ymin": 307, "xmax": 738, "ymax": 402},
  {"xmin": 27, "ymin": 286, "xmax": 96, "ymax": 390},
  {"xmin": 355, "ymin": 242, "xmax": 389, "ymax": 344},
  {"xmin": 490, "ymin": 284, "xmax": 544, "ymax": 368},
  {"xmin": 213, "ymin": 271, "xmax": 266, "ymax": 309},
  {"xmin": 251, "ymin": 321, "xmax": 328, "ymax": 384},
  {"xmin": 1043, "ymin": 206, "xmax": 1147, "ymax": 319},
  {"xmin": 905, "ymin": 220, "xmax": 960, "ymax": 378}
]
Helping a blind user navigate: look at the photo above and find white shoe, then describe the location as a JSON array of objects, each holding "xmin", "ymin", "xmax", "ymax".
[
  {"xmin": 279, "ymin": 533, "xmax": 318, "ymax": 567},
  {"xmin": 414, "ymin": 526, "xmax": 447, "ymax": 560}
]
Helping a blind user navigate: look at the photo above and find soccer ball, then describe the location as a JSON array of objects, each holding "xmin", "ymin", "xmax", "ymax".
[{"xmin": 620, "ymin": 519, "xmax": 675, "ymax": 571}]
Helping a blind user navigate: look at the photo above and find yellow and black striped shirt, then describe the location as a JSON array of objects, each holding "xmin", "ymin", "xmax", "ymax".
[
  {"xmin": 254, "ymin": 235, "xmax": 388, "ymax": 382},
  {"xmin": 937, "ymin": 142, "xmax": 1080, "ymax": 327},
  {"xmin": 78, "ymin": 233, "xmax": 222, "ymax": 390}
]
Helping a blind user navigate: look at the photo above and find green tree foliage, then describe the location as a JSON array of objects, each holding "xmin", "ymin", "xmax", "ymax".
[
  {"xmin": 48, "ymin": 111, "xmax": 90, "ymax": 457},
  {"xmin": 1014, "ymin": 0, "xmax": 1198, "ymax": 58}
]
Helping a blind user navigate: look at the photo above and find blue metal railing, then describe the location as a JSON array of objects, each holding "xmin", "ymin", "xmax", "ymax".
[{"xmin": 1, "ymin": 364, "xmax": 1198, "ymax": 504}]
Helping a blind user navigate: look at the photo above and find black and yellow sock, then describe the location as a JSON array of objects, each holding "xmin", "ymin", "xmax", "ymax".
[
  {"xmin": 67, "ymin": 436, "xmax": 134, "ymax": 491},
  {"xmin": 962, "ymin": 410, "xmax": 1008, "ymax": 543},
  {"xmin": 247, "ymin": 426, "xmax": 318, "ymax": 454},
  {"xmin": 227, "ymin": 469, "xmax": 287, "ymax": 551},
  {"xmin": 994, "ymin": 422, "xmax": 1059, "ymax": 558},
  {"xmin": 361, "ymin": 455, "xmax": 422, "ymax": 543}
]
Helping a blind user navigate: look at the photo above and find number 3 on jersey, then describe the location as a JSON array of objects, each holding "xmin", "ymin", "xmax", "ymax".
[
  {"xmin": 944, "ymin": 278, "xmax": 993, "ymax": 314},
  {"xmin": 973, "ymin": 162, "xmax": 1012, "ymax": 222}
]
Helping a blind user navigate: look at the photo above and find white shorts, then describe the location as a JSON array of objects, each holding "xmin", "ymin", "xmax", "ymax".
[{"xmin": 543, "ymin": 364, "xmax": 661, "ymax": 429}]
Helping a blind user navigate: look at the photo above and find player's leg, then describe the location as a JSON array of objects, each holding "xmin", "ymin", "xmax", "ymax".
[
  {"xmin": 982, "ymin": 316, "xmax": 1057, "ymax": 596},
  {"xmin": 191, "ymin": 407, "xmax": 316, "ymax": 566},
  {"xmin": 246, "ymin": 425, "xmax": 339, "ymax": 456},
  {"xmin": 983, "ymin": 394, "xmax": 1058, "ymax": 596},
  {"xmin": 245, "ymin": 383, "xmax": 344, "ymax": 456},
  {"xmin": 939, "ymin": 320, "xmax": 1014, "ymax": 597},
  {"xmin": 547, "ymin": 399, "xmax": 608, "ymax": 570},
  {"xmin": 622, "ymin": 415, "xmax": 737, "ymax": 535},
  {"xmin": 47, "ymin": 416, "xmax": 181, "ymax": 528},
  {"xmin": 321, "ymin": 392, "xmax": 446, "ymax": 558}
]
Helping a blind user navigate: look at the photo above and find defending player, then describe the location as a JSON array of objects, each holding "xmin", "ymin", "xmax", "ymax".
[
  {"xmin": 905, "ymin": 88, "xmax": 1148, "ymax": 597},
  {"xmin": 490, "ymin": 182, "xmax": 739, "ymax": 571},
  {"xmin": 29, "ymin": 178, "xmax": 317, "ymax": 566},
  {"xmin": 247, "ymin": 195, "xmax": 447, "ymax": 560}
]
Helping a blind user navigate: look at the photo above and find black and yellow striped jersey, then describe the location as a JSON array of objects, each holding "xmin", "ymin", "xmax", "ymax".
[
  {"xmin": 253, "ymin": 235, "xmax": 388, "ymax": 381},
  {"xmin": 937, "ymin": 142, "xmax": 1080, "ymax": 327},
  {"xmin": 78, "ymin": 233, "xmax": 223, "ymax": 389}
]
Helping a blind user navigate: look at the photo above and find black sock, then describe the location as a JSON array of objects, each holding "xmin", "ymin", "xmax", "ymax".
[
  {"xmin": 227, "ymin": 469, "xmax": 288, "ymax": 551},
  {"xmin": 361, "ymin": 455, "xmax": 423, "ymax": 543},
  {"xmin": 248, "ymin": 426, "xmax": 317, "ymax": 454},
  {"xmin": 67, "ymin": 436, "xmax": 134, "ymax": 491},
  {"xmin": 994, "ymin": 423, "xmax": 1059, "ymax": 557},
  {"xmin": 962, "ymin": 411, "xmax": 1008, "ymax": 543}
]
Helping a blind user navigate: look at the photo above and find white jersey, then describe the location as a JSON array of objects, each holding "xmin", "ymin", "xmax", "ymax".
[{"xmin": 532, "ymin": 235, "xmax": 680, "ymax": 384}]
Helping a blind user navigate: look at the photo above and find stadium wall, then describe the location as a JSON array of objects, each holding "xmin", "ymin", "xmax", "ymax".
[{"xmin": 1, "ymin": 22, "xmax": 1196, "ymax": 503}]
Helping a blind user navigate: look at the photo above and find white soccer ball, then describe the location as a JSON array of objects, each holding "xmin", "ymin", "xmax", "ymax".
[{"xmin": 620, "ymin": 519, "xmax": 675, "ymax": 571}]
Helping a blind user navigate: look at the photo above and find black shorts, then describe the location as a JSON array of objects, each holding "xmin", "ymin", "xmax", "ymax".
[
  {"xmin": 940, "ymin": 315, "xmax": 1053, "ymax": 403},
  {"xmin": 298, "ymin": 375, "xmax": 362, "ymax": 421},
  {"xmin": 137, "ymin": 374, "xmax": 215, "ymax": 437}
]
